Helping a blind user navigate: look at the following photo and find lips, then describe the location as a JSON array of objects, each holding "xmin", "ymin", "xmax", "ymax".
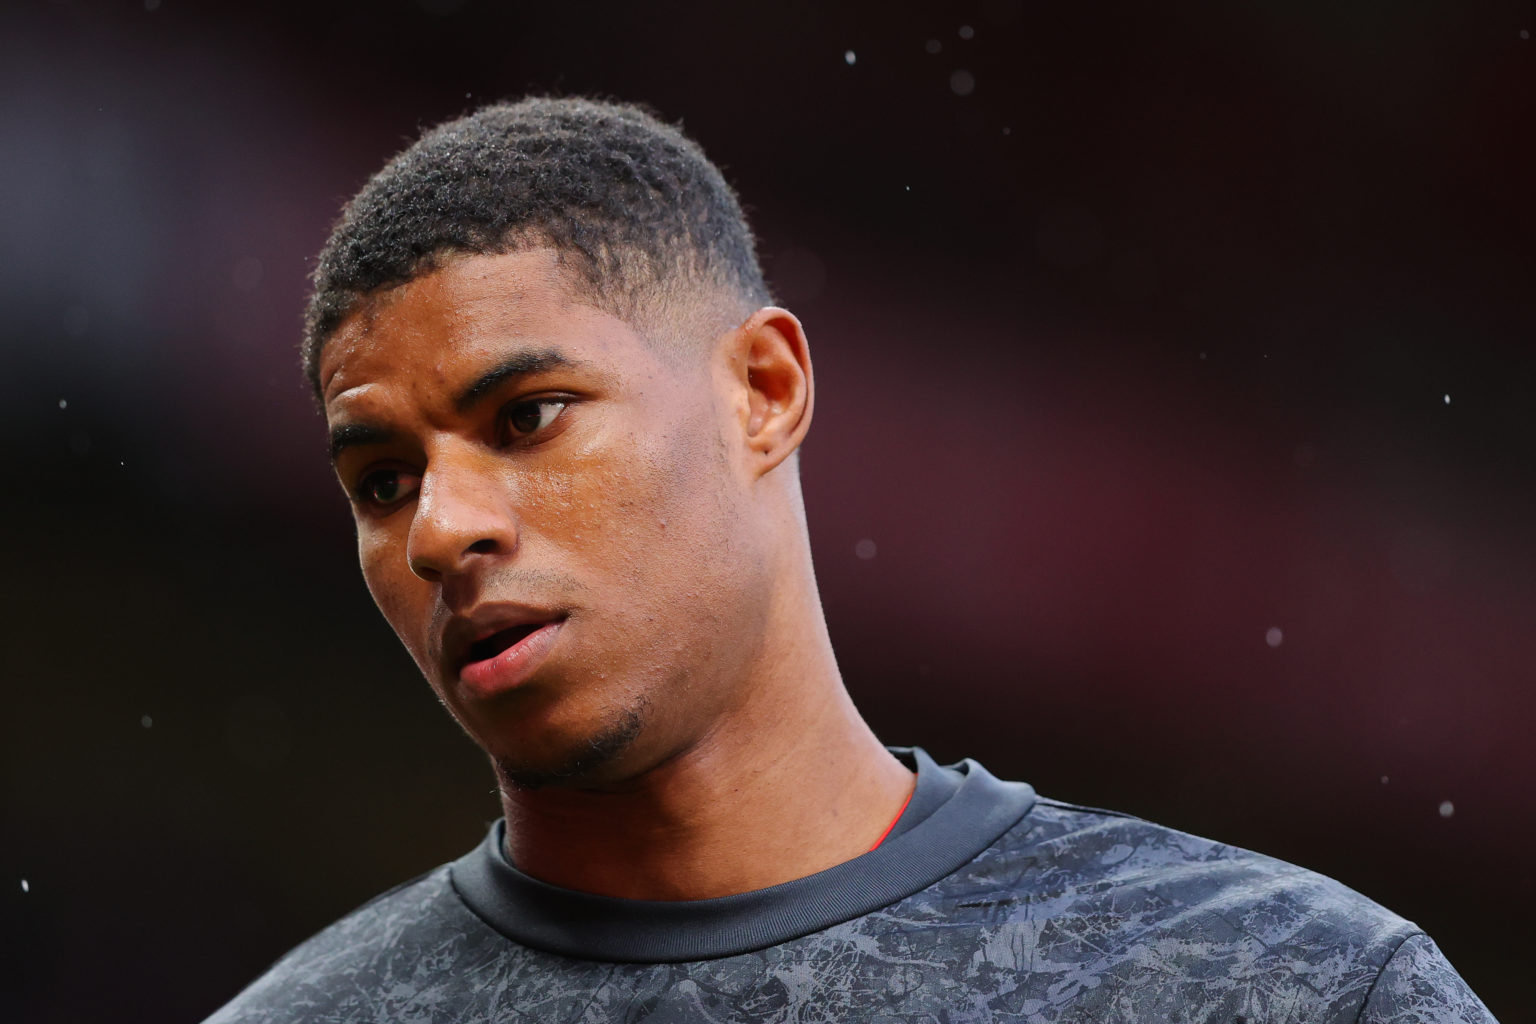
[
  {"xmin": 466, "ymin": 623, "xmax": 541, "ymax": 664},
  {"xmin": 444, "ymin": 608, "xmax": 567, "ymax": 699}
]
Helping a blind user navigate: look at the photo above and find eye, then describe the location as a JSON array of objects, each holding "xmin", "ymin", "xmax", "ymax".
[
  {"xmin": 355, "ymin": 468, "xmax": 421, "ymax": 509},
  {"xmin": 502, "ymin": 398, "xmax": 568, "ymax": 443}
]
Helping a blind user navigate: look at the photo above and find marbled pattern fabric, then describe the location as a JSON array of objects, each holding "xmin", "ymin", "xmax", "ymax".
[{"xmin": 207, "ymin": 798, "xmax": 1495, "ymax": 1023}]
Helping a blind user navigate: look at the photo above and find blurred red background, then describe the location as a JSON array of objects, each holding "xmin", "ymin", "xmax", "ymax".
[{"xmin": 2, "ymin": 1, "xmax": 1532, "ymax": 1020}]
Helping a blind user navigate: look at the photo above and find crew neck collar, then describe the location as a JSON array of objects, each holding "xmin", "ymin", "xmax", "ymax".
[{"xmin": 449, "ymin": 747, "xmax": 1036, "ymax": 963}]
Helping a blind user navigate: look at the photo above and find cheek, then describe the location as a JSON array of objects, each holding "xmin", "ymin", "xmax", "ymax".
[
  {"xmin": 357, "ymin": 526, "xmax": 432, "ymax": 656},
  {"xmin": 541, "ymin": 411, "xmax": 753, "ymax": 625}
]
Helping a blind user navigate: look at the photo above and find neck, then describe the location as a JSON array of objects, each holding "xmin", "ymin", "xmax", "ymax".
[{"xmin": 498, "ymin": 594, "xmax": 913, "ymax": 901}]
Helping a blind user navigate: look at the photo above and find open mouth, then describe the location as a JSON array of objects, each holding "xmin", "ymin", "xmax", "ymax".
[
  {"xmin": 465, "ymin": 622, "xmax": 545, "ymax": 666},
  {"xmin": 452, "ymin": 615, "xmax": 567, "ymax": 697}
]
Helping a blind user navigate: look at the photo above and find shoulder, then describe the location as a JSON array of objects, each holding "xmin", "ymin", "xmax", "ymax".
[
  {"xmin": 202, "ymin": 866, "xmax": 492, "ymax": 1024},
  {"xmin": 985, "ymin": 795, "xmax": 1419, "ymax": 946},
  {"xmin": 887, "ymin": 795, "xmax": 1457, "ymax": 1021},
  {"xmin": 1359, "ymin": 932, "xmax": 1498, "ymax": 1023}
]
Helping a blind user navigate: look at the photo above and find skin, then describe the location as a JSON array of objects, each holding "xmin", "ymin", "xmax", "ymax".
[{"xmin": 319, "ymin": 248, "xmax": 913, "ymax": 900}]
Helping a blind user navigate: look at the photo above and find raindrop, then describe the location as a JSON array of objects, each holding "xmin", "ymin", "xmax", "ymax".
[
  {"xmin": 844, "ymin": 50, "xmax": 857, "ymax": 65},
  {"xmin": 1438, "ymin": 800, "xmax": 1455, "ymax": 818},
  {"xmin": 855, "ymin": 538, "xmax": 877, "ymax": 560},
  {"xmin": 959, "ymin": 24, "xmax": 975, "ymax": 39},
  {"xmin": 950, "ymin": 69, "xmax": 976, "ymax": 96},
  {"xmin": 926, "ymin": 39, "xmax": 942, "ymax": 54},
  {"xmin": 1265, "ymin": 626, "xmax": 1284, "ymax": 648},
  {"xmin": 141, "ymin": 714, "xmax": 153, "ymax": 729},
  {"xmin": 57, "ymin": 399, "xmax": 68, "ymax": 410},
  {"xmin": 1002, "ymin": 126, "xmax": 1011, "ymax": 135},
  {"xmin": 1380, "ymin": 775, "xmax": 1389, "ymax": 785},
  {"xmin": 1521, "ymin": 28, "xmax": 1530, "ymax": 40},
  {"xmin": 20, "ymin": 879, "xmax": 29, "ymax": 893},
  {"xmin": 1443, "ymin": 394, "xmax": 1450, "ymax": 405}
]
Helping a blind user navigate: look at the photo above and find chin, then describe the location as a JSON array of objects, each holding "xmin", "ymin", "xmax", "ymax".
[{"xmin": 490, "ymin": 703, "xmax": 647, "ymax": 791}]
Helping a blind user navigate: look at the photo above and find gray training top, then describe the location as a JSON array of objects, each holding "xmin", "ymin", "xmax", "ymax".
[{"xmin": 206, "ymin": 748, "xmax": 1496, "ymax": 1023}]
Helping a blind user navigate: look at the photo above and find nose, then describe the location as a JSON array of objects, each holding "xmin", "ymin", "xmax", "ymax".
[{"xmin": 405, "ymin": 449, "xmax": 518, "ymax": 583}]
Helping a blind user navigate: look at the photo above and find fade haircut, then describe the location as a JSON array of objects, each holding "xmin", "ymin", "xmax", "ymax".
[{"xmin": 302, "ymin": 96, "xmax": 772, "ymax": 398}]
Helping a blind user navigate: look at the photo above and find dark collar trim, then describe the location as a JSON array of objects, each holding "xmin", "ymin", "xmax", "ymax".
[{"xmin": 449, "ymin": 748, "xmax": 1036, "ymax": 963}]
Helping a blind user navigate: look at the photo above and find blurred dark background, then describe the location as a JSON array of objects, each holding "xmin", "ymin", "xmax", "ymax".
[{"xmin": 3, "ymin": 1, "xmax": 1532, "ymax": 1020}]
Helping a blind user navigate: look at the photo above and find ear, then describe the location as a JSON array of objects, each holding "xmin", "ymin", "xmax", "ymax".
[{"xmin": 721, "ymin": 307, "xmax": 814, "ymax": 477}]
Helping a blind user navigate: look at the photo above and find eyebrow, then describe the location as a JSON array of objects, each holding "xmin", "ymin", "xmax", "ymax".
[
  {"xmin": 453, "ymin": 349, "xmax": 575, "ymax": 414},
  {"xmin": 328, "ymin": 349, "xmax": 577, "ymax": 462},
  {"xmin": 328, "ymin": 422, "xmax": 395, "ymax": 462}
]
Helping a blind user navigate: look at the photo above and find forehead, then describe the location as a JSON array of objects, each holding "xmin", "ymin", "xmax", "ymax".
[{"xmin": 319, "ymin": 249, "xmax": 649, "ymax": 414}]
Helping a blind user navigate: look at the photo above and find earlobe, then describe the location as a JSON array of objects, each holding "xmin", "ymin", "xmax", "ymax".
[{"xmin": 733, "ymin": 307, "xmax": 814, "ymax": 476}]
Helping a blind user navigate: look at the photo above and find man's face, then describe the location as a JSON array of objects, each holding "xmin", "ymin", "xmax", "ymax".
[{"xmin": 319, "ymin": 249, "xmax": 769, "ymax": 788}]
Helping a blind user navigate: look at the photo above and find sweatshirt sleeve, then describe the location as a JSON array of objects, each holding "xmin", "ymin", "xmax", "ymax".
[{"xmin": 1357, "ymin": 933, "xmax": 1499, "ymax": 1024}]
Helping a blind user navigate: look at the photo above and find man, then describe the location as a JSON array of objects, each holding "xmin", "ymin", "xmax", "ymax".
[{"xmin": 207, "ymin": 97, "xmax": 1495, "ymax": 1023}]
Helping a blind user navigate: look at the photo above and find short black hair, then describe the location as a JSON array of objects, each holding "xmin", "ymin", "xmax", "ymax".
[{"xmin": 302, "ymin": 96, "xmax": 771, "ymax": 397}]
